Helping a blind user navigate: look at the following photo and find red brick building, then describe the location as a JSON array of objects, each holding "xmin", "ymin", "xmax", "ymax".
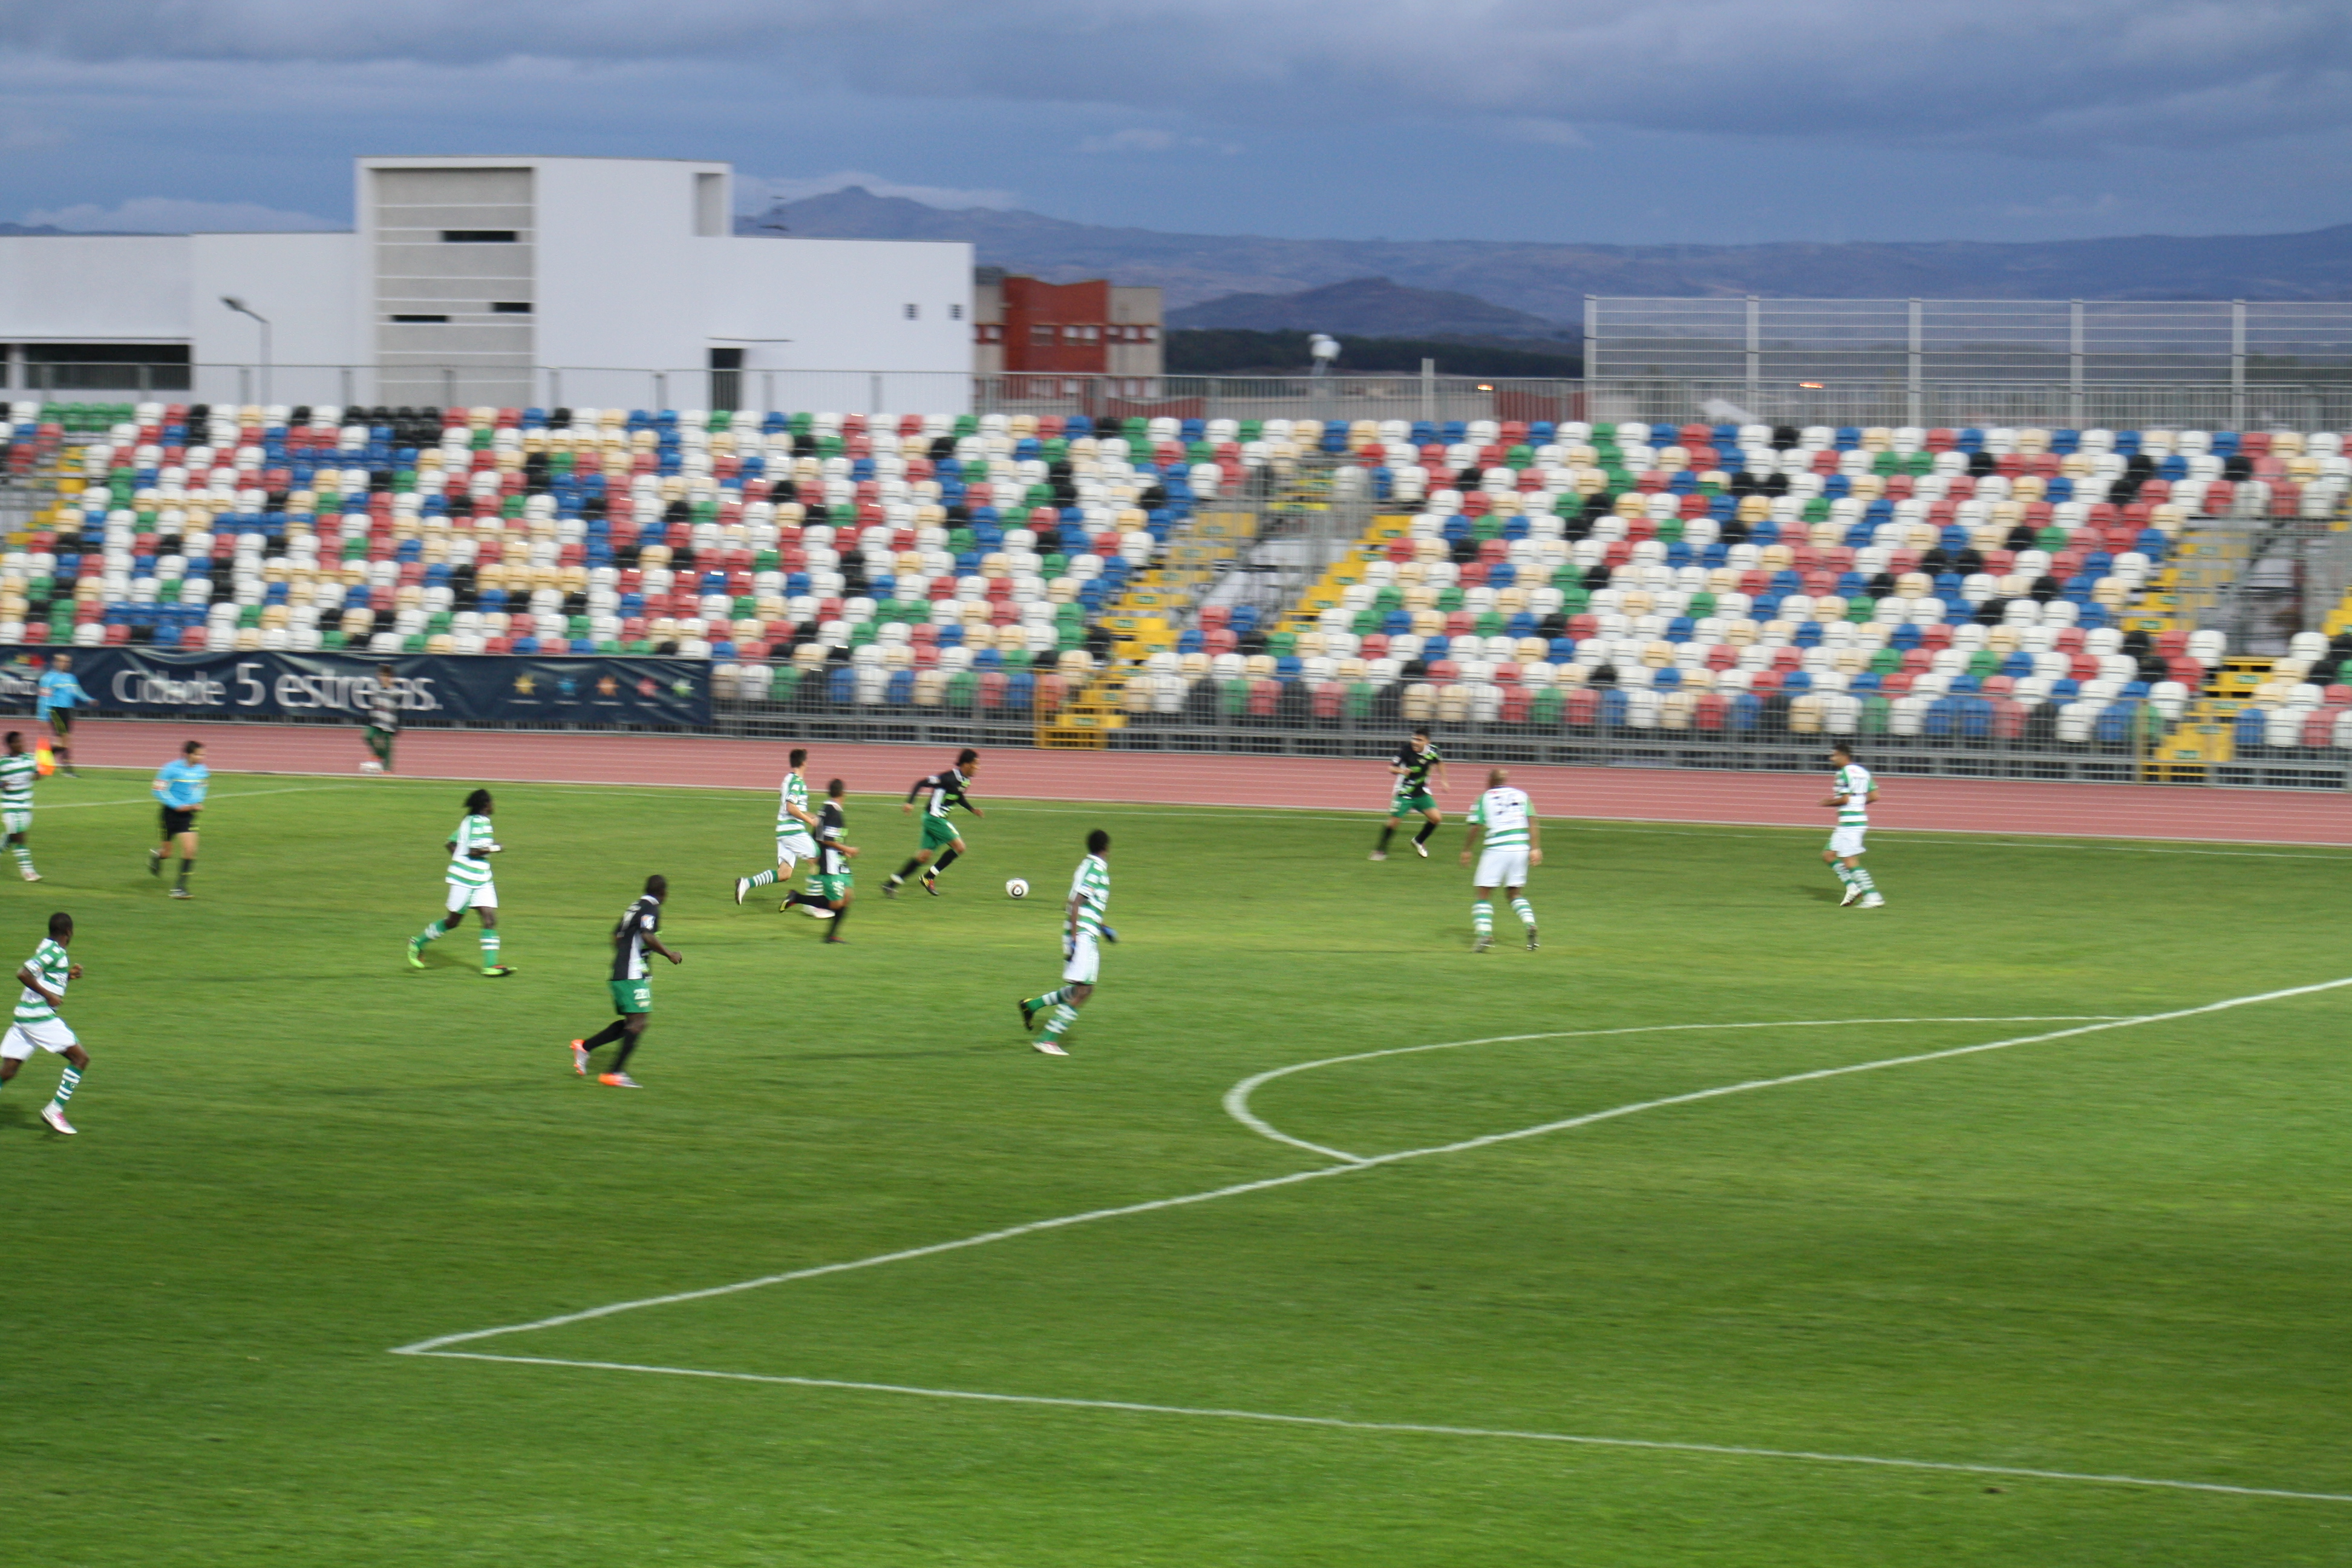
[{"xmin": 973, "ymin": 270, "xmax": 1162, "ymax": 394}]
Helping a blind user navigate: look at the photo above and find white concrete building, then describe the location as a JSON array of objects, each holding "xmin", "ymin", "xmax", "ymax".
[{"xmin": 0, "ymin": 155, "xmax": 975, "ymax": 411}]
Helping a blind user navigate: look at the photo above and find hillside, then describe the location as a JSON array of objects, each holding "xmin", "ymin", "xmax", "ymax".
[
  {"xmin": 1168, "ymin": 276, "xmax": 1570, "ymax": 339},
  {"xmin": 750, "ymin": 189, "xmax": 2352, "ymax": 321}
]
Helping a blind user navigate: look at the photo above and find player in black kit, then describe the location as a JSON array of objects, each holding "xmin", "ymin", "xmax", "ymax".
[{"xmin": 1371, "ymin": 728, "xmax": 1449, "ymax": 860}]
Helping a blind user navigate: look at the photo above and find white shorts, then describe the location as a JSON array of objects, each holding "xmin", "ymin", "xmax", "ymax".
[
  {"xmin": 776, "ymin": 831, "xmax": 817, "ymax": 867},
  {"xmin": 2, "ymin": 808, "xmax": 28, "ymax": 836},
  {"xmin": 2, "ymin": 1016, "xmax": 77, "ymax": 1059},
  {"xmin": 1062, "ymin": 932, "xmax": 1101, "ymax": 985},
  {"xmin": 445, "ymin": 880, "xmax": 498, "ymax": 913},
  {"xmin": 1828, "ymin": 826, "xmax": 1868, "ymax": 858},
  {"xmin": 1474, "ymin": 848, "xmax": 1530, "ymax": 889}
]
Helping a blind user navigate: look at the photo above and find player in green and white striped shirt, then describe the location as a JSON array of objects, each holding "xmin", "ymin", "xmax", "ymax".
[
  {"xmin": 1460, "ymin": 768, "xmax": 1541, "ymax": 952},
  {"xmin": 0, "ymin": 731, "xmax": 43, "ymax": 882},
  {"xmin": 1821, "ymin": 745, "xmax": 1883, "ymax": 909},
  {"xmin": 733, "ymin": 748, "xmax": 831, "ymax": 918},
  {"xmin": 1018, "ymin": 829, "xmax": 1114, "ymax": 1057},
  {"xmin": 405, "ymin": 788, "xmax": 517, "ymax": 975},
  {"xmin": 0, "ymin": 912, "xmax": 91, "ymax": 1135}
]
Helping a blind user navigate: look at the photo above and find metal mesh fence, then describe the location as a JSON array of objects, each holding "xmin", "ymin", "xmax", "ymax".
[{"xmin": 1587, "ymin": 297, "xmax": 2352, "ymax": 397}]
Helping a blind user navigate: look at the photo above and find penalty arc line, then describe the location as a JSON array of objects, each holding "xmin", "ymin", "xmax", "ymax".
[
  {"xmin": 396, "ymin": 981, "xmax": 2352, "ymax": 1353},
  {"xmin": 1221, "ymin": 1016, "xmax": 2127, "ymax": 1164},
  {"xmin": 403, "ymin": 1351, "xmax": 2352, "ymax": 1506},
  {"xmin": 393, "ymin": 1013, "xmax": 2126, "ymax": 1353},
  {"xmin": 391, "ymin": 974, "xmax": 2352, "ymax": 1501}
]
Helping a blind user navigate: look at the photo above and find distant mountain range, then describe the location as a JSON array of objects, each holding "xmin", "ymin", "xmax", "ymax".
[
  {"xmin": 750, "ymin": 189, "xmax": 2352, "ymax": 327},
  {"xmin": 1167, "ymin": 276, "xmax": 1570, "ymax": 339}
]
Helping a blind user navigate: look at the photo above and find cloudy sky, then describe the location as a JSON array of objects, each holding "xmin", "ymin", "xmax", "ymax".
[{"xmin": 5, "ymin": 0, "xmax": 2350, "ymax": 244}]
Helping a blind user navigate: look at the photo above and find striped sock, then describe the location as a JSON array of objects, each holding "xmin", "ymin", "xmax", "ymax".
[
  {"xmin": 1832, "ymin": 862, "xmax": 1854, "ymax": 885},
  {"xmin": 1851, "ymin": 866, "xmax": 1877, "ymax": 892},
  {"xmin": 51, "ymin": 1064, "xmax": 81, "ymax": 1106},
  {"xmin": 1511, "ymin": 897, "xmax": 1535, "ymax": 928},
  {"xmin": 10, "ymin": 844, "xmax": 30, "ymax": 870},
  {"xmin": 1472, "ymin": 901, "xmax": 1494, "ymax": 935},
  {"xmin": 1038, "ymin": 1003, "xmax": 1078, "ymax": 1044},
  {"xmin": 1029, "ymin": 985, "xmax": 1071, "ymax": 1009},
  {"xmin": 746, "ymin": 869, "xmax": 776, "ymax": 889},
  {"xmin": 416, "ymin": 920, "xmax": 445, "ymax": 945},
  {"xmin": 481, "ymin": 931, "xmax": 501, "ymax": 969}
]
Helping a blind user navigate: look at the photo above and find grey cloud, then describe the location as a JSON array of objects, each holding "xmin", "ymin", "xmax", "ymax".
[{"xmin": 4, "ymin": 0, "xmax": 2350, "ymax": 149}]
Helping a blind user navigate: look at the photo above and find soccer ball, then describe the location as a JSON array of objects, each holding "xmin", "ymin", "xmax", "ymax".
[
  {"xmin": 1005, "ymin": 878, "xmax": 1029, "ymax": 899},
  {"xmin": 359, "ymin": 760, "xmax": 384, "ymax": 774}
]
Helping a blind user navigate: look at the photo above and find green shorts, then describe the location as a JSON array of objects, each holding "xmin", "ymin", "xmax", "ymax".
[
  {"xmin": 608, "ymin": 978, "xmax": 652, "ymax": 1015},
  {"xmin": 1391, "ymin": 790, "xmax": 1436, "ymax": 817},
  {"xmin": 815, "ymin": 871, "xmax": 854, "ymax": 902},
  {"xmin": 920, "ymin": 814, "xmax": 962, "ymax": 852}
]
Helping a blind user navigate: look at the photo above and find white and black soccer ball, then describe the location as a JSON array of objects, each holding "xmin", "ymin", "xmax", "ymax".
[{"xmin": 1005, "ymin": 877, "xmax": 1029, "ymax": 899}]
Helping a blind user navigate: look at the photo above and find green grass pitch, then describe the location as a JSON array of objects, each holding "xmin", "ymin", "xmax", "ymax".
[{"xmin": 5, "ymin": 765, "xmax": 2350, "ymax": 1566}]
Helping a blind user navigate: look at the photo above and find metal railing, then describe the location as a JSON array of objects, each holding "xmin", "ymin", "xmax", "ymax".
[
  {"xmin": 14, "ymin": 364, "xmax": 2352, "ymax": 432},
  {"xmin": 696, "ymin": 692, "xmax": 2352, "ymax": 791}
]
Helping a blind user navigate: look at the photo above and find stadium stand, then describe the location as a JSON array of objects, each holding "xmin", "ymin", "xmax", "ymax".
[
  {"xmin": 8, "ymin": 403, "xmax": 2352, "ymax": 765},
  {"xmin": 1105, "ymin": 416, "xmax": 2352, "ymax": 767},
  {"xmin": 0, "ymin": 400, "xmax": 1197, "ymax": 724}
]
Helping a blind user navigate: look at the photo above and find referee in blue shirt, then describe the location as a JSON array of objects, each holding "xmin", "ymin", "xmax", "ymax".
[{"xmin": 151, "ymin": 740, "xmax": 209, "ymax": 898}]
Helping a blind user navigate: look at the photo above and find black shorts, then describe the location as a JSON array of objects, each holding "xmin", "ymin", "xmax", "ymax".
[
  {"xmin": 160, "ymin": 806, "xmax": 197, "ymax": 838},
  {"xmin": 44, "ymin": 711, "xmax": 71, "ymax": 738}
]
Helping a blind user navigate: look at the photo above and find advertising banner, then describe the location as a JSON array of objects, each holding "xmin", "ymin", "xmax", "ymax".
[{"xmin": 0, "ymin": 647, "xmax": 710, "ymax": 729}]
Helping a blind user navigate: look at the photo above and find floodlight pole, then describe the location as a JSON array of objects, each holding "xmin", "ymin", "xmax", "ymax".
[{"xmin": 221, "ymin": 296, "xmax": 272, "ymax": 406}]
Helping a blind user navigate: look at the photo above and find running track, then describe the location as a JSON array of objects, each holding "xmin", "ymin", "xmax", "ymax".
[{"xmin": 59, "ymin": 718, "xmax": 2352, "ymax": 846}]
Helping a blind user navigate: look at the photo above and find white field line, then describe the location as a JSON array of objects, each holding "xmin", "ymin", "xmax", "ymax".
[
  {"xmin": 153, "ymin": 760, "xmax": 2350, "ymax": 858},
  {"xmin": 405, "ymin": 1351, "xmax": 2352, "ymax": 1505},
  {"xmin": 1221, "ymin": 1016, "xmax": 2124, "ymax": 1164},
  {"xmin": 976, "ymin": 803, "xmax": 2352, "ymax": 858},
  {"xmin": 42, "ymin": 784, "xmax": 358, "ymax": 810},
  {"xmin": 393, "ymin": 978, "xmax": 2352, "ymax": 1500},
  {"xmin": 48, "ymin": 780, "xmax": 2352, "ymax": 860}
]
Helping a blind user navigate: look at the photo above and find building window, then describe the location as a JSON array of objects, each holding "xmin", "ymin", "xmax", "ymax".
[
  {"xmin": 904, "ymin": 303, "xmax": 920, "ymax": 321},
  {"xmin": 440, "ymin": 230, "xmax": 517, "ymax": 243},
  {"xmin": 694, "ymin": 171, "xmax": 726, "ymax": 238},
  {"xmin": 1031, "ymin": 325, "xmax": 1057, "ymax": 346},
  {"xmin": 949, "ymin": 302, "xmax": 964, "ymax": 321},
  {"xmin": 390, "ymin": 314, "xmax": 449, "ymax": 324},
  {"xmin": 490, "ymin": 301, "xmax": 532, "ymax": 314}
]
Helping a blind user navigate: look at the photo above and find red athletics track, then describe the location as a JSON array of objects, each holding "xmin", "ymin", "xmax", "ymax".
[{"xmin": 54, "ymin": 717, "xmax": 2352, "ymax": 846}]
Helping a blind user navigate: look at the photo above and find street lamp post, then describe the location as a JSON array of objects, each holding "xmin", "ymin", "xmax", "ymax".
[{"xmin": 220, "ymin": 296, "xmax": 272, "ymax": 407}]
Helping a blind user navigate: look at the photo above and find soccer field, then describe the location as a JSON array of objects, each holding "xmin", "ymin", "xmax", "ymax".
[{"xmin": 5, "ymin": 764, "xmax": 2350, "ymax": 1566}]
